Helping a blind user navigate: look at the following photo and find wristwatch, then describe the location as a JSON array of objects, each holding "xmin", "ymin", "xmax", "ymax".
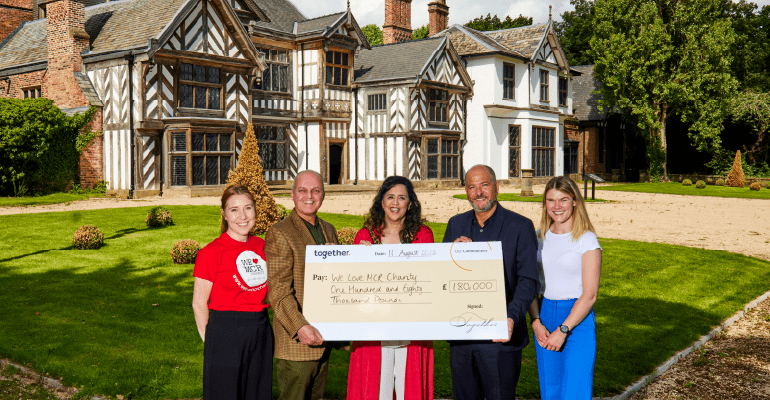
[{"xmin": 559, "ymin": 324, "xmax": 571, "ymax": 334}]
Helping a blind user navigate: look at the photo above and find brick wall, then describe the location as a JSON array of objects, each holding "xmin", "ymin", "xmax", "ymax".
[
  {"xmin": 0, "ymin": 70, "xmax": 46, "ymax": 99},
  {"xmin": 565, "ymin": 125, "xmax": 602, "ymax": 175},
  {"xmin": 44, "ymin": 0, "xmax": 89, "ymax": 109},
  {"xmin": 383, "ymin": 0, "xmax": 412, "ymax": 44},
  {"xmin": 428, "ymin": 1, "xmax": 448, "ymax": 37},
  {"xmin": 78, "ymin": 107, "xmax": 103, "ymax": 187},
  {"xmin": 0, "ymin": 0, "xmax": 33, "ymax": 43}
]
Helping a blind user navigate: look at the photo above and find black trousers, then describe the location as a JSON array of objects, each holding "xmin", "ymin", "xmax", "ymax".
[
  {"xmin": 203, "ymin": 310, "xmax": 273, "ymax": 400},
  {"xmin": 450, "ymin": 343, "xmax": 522, "ymax": 400}
]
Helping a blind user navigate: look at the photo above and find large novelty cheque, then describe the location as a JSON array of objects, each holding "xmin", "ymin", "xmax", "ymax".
[{"xmin": 303, "ymin": 242, "xmax": 508, "ymax": 341}]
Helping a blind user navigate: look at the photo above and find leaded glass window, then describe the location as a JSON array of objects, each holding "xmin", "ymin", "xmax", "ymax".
[
  {"xmin": 256, "ymin": 125, "xmax": 288, "ymax": 171},
  {"xmin": 509, "ymin": 125, "xmax": 520, "ymax": 177},
  {"xmin": 532, "ymin": 126, "xmax": 555, "ymax": 177},
  {"xmin": 253, "ymin": 47, "xmax": 290, "ymax": 93},
  {"xmin": 168, "ymin": 131, "xmax": 233, "ymax": 187},
  {"xmin": 179, "ymin": 63, "xmax": 221, "ymax": 110}
]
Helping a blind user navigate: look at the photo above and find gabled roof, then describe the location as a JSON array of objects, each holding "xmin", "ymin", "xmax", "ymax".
[
  {"xmin": 0, "ymin": 0, "xmax": 264, "ymax": 72},
  {"xmin": 295, "ymin": 12, "xmax": 344, "ymax": 34},
  {"xmin": 354, "ymin": 37, "xmax": 447, "ymax": 83},
  {"xmin": 353, "ymin": 36, "xmax": 470, "ymax": 91},
  {"xmin": 571, "ymin": 65, "xmax": 605, "ymax": 121},
  {"xmin": 436, "ymin": 22, "xmax": 574, "ymax": 73},
  {"xmin": 486, "ymin": 23, "xmax": 548, "ymax": 59},
  {"xmin": 436, "ymin": 25, "xmax": 524, "ymax": 59},
  {"xmin": 251, "ymin": 0, "xmax": 305, "ymax": 33}
]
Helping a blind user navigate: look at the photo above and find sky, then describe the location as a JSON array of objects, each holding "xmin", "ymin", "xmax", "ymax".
[{"xmin": 295, "ymin": 0, "xmax": 770, "ymax": 29}]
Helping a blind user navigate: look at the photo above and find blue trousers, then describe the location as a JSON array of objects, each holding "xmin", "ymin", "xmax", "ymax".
[{"xmin": 534, "ymin": 298, "xmax": 596, "ymax": 400}]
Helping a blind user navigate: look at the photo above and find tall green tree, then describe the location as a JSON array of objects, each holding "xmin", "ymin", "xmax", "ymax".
[
  {"xmin": 591, "ymin": 0, "xmax": 737, "ymax": 180},
  {"xmin": 464, "ymin": 14, "xmax": 532, "ymax": 31},
  {"xmin": 362, "ymin": 24, "xmax": 383, "ymax": 46},
  {"xmin": 556, "ymin": 0, "xmax": 596, "ymax": 66},
  {"xmin": 723, "ymin": 1, "xmax": 770, "ymax": 91}
]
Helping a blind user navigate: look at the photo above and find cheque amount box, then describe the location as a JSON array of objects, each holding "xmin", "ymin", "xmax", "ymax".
[{"xmin": 303, "ymin": 242, "xmax": 509, "ymax": 341}]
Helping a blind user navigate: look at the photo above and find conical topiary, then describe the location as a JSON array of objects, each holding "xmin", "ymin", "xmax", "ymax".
[
  {"xmin": 226, "ymin": 124, "xmax": 281, "ymax": 235},
  {"xmin": 725, "ymin": 150, "xmax": 745, "ymax": 188}
]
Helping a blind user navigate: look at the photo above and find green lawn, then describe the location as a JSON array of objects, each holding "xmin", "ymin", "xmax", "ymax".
[
  {"xmin": 1, "ymin": 207, "xmax": 768, "ymax": 398},
  {"xmin": 0, "ymin": 192, "xmax": 106, "ymax": 207},
  {"xmin": 597, "ymin": 182, "xmax": 770, "ymax": 199},
  {"xmin": 454, "ymin": 193, "xmax": 607, "ymax": 202}
]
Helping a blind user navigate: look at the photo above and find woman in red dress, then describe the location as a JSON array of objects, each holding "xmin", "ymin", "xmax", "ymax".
[{"xmin": 347, "ymin": 176, "xmax": 434, "ymax": 400}]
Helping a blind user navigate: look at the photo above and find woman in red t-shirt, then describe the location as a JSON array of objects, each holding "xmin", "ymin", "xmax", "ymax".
[
  {"xmin": 192, "ymin": 185, "xmax": 272, "ymax": 400},
  {"xmin": 347, "ymin": 176, "xmax": 434, "ymax": 400}
]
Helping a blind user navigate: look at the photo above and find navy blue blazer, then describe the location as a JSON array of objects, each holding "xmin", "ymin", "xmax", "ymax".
[{"xmin": 443, "ymin": 204, "xmax": 540, "ymax": 351}]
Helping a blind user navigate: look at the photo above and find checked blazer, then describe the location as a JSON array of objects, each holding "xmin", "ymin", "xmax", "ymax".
[{"xmin": 265, "ymin": 210, "xmax": 339, "ymax": 361}]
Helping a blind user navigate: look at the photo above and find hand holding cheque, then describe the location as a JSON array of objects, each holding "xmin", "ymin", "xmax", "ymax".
[{"xmin": 302, "ymin": 241, "xmax": 509, "ymax": 341}]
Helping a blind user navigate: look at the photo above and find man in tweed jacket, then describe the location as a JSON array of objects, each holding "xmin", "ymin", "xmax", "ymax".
[{"xmin": 265, "ymin": 170, "xmax": 339, "ymax": 400}]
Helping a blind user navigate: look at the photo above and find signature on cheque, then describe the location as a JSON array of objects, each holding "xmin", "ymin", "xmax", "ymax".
[{"xmin": 450, "ymin": 312, "xmax": 499, "ymax": 333}]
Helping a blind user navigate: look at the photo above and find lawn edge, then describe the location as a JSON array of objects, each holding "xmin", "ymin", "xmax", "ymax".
[{"xmin": 608, "ymin": 288, "xmax": 770, "ymax": 400}]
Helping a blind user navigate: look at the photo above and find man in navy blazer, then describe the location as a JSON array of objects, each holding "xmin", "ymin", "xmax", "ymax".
[{"xmin": 443, "ymin": 164, "xmax": 539, "ymax": 400}]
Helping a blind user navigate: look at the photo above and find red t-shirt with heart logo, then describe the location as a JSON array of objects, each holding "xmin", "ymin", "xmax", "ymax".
[{"xmin": 193, "ymin": 232, "xmax": 269, "ymax": 312}]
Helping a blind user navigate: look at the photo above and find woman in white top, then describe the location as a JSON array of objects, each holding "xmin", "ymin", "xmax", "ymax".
[{"xmin": 528, "ymin": 176, "xmax": 602, "ymax": 400}]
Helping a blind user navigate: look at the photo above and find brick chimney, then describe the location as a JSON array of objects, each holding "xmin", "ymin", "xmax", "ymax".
[
  {"xmin": 428, "ymin": 0, "xmax": 448, "ymax": 37},
  {"xmin": 0, "ymin": 0, "xmax": 34, "ymax": 43},
  {"xmin": 44, "ymin": 0, "xmax": 90, "ymax": 109},
  {"xmin": 383, "ymin": 0, "xmax": 412, "ymax": 45}
]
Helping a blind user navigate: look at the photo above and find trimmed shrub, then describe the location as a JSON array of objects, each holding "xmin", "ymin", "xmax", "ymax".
[
  {"xmin": 695, "ymin": 180, "xmax": 706, "ymax": 189},
  {"xmin": 72, "ymin": 225, "xmax": 104, "ymax": 250},
  {"xmin": 337, "ymin": 227, "xmax": 358, "ymax": 245},
  {"xmin": 682, "ymin": 179, "xmax": 692, "ymax": 186},
  {"xmin": 225, "ymin": 124, "xmax": 280, "ymax": 235},
  {"xmin": 146, "ymin": 206, "xmax": 173, "ymax": 227},
  {"xmin": 171, "ymin": 240, "xmax": 201, "ymax": 264},
  {"xmin": 750, "ymin": 182, "xmax": 761, "ymax": 191},
  {"xmin": 715, "ymin": 178, "xmax": 725, "ymax": 186},
  {"xmin": 725, "ymin": 150, "xmax": 745, "ymax": 188},
  {"xmin": 276, "ymin": 204, "xmax": 291, "ymax": 220}
]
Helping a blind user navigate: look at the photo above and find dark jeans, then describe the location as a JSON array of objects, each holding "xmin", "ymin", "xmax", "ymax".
[{"xmin": 450, "ymin": 343, "xmax": 522, "ymax": 400}]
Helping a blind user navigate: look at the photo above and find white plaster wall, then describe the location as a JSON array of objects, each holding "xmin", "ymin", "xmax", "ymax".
[
  {"xmin": 297, "ymin": 123, "xmax": 321, "ymax": 172},
  {"xmin": 376, "ymin": 137, "xmax": 384, "ymax": 180},
  {"xmin": 395, "ymin": 137, "xmax": 404, "ymax": 176}
]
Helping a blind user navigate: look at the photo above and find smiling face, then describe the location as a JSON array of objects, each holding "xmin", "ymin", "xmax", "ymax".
[
  {"xmin": 222, "ymin": 193, "xmax": 256, "ymax": 242},
  {"xmin": 545, "ymin": 188, "xmax": 577, "ymax": 230},
  {"xmin": 291, "ymin": 171, "xmax": 324, "ymax": 223},
  {"xmin": 465, "ymin": 166, "xmax": 499, "ymax": 213},
  {"xmin": 381, "ymin": 184, "xmax": 410, "ymax": 226}
]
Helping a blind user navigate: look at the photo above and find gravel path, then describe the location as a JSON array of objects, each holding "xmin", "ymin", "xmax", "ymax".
[{"xmin": 5, "ymin": 185, "xmax": 767, "ymax": 261}]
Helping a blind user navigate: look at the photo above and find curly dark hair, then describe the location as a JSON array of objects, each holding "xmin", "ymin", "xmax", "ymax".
[{"xmin": 363, "ymin": 176, "xmax": 425, "ymax": 244}]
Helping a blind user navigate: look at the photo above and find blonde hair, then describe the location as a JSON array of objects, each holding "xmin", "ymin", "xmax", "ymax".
[{"xmin": 538, "ymin": 176, "xmax": 596, "ymax": 241}]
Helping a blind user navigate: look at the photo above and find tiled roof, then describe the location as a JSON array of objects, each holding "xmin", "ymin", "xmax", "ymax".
[
  {"xmin": 571, "ymin": 65, "xmax": 605, "ymax": 121},
  {"xmin": 74, "ymin": 72, "xmax": 103, "ymax": 106},
  {"xmin": 0, "ymin": 19, "xmax": 47, "ymax": 69},
  {"xmin": 0, "ymin": 0, "xmax": 189, "ymax": 70},
  {"xmin": 296, "ymin": 12, "xmax": 344, "ymax": 34},
  {"xmin": 251, "ymin": 0, "xmax": 305, "ymax": 33},
  {"xmin": 353, "ymin": 37, "xmax": 444, "ymax": 83},
  {"xmin": 486, "ymin": 23, "xmax": 547, "ymax": 59},
  {"xmin": 435, "ymin": 24, "xmax": 540, "ymax": 60}
]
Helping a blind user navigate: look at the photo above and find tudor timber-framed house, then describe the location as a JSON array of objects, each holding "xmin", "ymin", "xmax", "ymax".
[
  {"xmin": 352, "ymin": 36, "xmax": 473, "ymax": 183},
  {"xmin": 435, "ymin": 17, "xmax": 581, "ymax": 182},
  {"xmin": 0, "ymin": 0, "xmax": 370, "ymax": 196}
]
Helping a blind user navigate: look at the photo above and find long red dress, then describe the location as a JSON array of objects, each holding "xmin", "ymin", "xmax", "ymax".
[{"xmin": 346, "ymin": 225, "xmax": 435, "ymax": 400}]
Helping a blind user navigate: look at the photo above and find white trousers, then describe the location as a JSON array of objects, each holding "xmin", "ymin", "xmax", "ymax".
[{"xmin": 379, "ymin": 341, "xmax": 410, "ymax": 400}]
